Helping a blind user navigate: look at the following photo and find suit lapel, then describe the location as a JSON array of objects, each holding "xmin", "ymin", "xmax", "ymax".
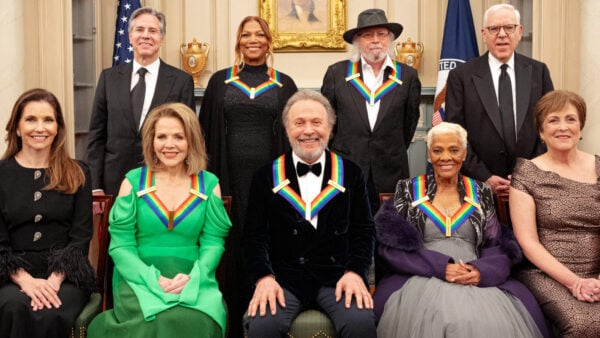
[
  {"xmin": 514, "ymin": 54, "xmax": 532, "ymax": 138},
  {"xmin": 316, "ymin": 151, "xmax": 334, "ymax": 225},
  {"xmin": 150, "ymin": 59, "xmax": 173, "ymax": 110},
  {"xmin": 115, "ymin": 63, "xmax": 138, "ymax": 134},
  {"xmin": 284, "ymin": 153, "xmax": 301, "ymax": 196},
  {"xmin": 347, "ymin": 60, "xmax": 373, "ymax": 132},
  {"xmin": 373, "ymin": 65, "xmax": 395, "ymax": 132},
  {"xmin": 473, "ymin": 54, "xmax": 503, "ymax": 138}
]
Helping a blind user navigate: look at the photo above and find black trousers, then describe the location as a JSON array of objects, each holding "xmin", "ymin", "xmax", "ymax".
[{"xmin": 246, "ymin": 287, "xmax": 376, "ymax": 338}]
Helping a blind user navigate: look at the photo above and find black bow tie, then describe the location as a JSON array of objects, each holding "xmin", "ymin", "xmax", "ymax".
[{"xmin": 296, "ymin": 162, "xmax": 322, "ymax": 177}]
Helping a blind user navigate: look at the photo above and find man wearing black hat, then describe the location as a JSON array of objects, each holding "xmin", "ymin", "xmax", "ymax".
[{"xmin": 321, "ymin": 8, "xmax": 421, "ymax": 210}]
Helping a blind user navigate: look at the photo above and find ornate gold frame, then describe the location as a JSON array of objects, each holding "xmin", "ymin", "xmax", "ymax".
[{"xmin": 259, "ymin": 0, "xmax": 347, "ymax": 52}]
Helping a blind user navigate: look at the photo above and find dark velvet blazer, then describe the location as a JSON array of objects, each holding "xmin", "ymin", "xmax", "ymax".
[
  {"xmin": 86, "ymin": 60, "xmax": 195, "ymax": 196},
  {"xmin": 243, "ymin": 150, "xmax": 374, "ymax": 304},
  {"xmin": 445, "ymin": 52, "xmax": 554, "ymax": 181},
  {"xmin": 321, "ymin": 59, "xmax": 421, "ymax": 194}
]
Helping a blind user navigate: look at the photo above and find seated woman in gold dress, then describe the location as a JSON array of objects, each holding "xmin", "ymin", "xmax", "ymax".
[{"xmin": 510, "ymin": 90, "xmax": 600, "ymax": 337}]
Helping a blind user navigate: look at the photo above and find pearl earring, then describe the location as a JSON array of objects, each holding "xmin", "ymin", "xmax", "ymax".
[{"xmin": 16, "ymin": 130, "xmax": 21, "ymax": 137}]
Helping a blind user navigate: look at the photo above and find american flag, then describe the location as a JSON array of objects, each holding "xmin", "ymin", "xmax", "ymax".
[
  {"xmin": 432, "ymin": 0, "xmax": 479, "ymax": 126},
  {"xmin": 112, "ymin": 1, "xmax": 142, "ymax": 66}
]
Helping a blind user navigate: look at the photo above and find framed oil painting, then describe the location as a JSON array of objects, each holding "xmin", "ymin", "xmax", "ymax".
[{"xmin": 259, "ymin": 0, "xmax": 347, "ymax": 52}]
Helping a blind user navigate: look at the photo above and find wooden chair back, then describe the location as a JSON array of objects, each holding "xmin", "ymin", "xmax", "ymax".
[
  {"xmin": 494, "ymin": 195, "xmax": 511, "ymax": 227},
  {"xmin": 92, "ymin": 194, "xmax": 113, "ymax": 310},
  {"xmin": 379, "ymin": 192, "xmax": 394, "ymax": 206}
]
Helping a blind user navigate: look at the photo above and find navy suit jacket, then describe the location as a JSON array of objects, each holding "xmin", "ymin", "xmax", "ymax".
[
  {"xmin": 86, "ymin": 60, "xmax": 194, "ymax": 195},
  {"xmin": 321, "ymin": 59, "xmax": 421, "ymax": 194},
  {"xmin": 445, "ymin": 52, "xmax": 554, "ymax": 181},
  {"xmin": 243, "ymin": 150, "xmax": 374, "ymax": 304}
]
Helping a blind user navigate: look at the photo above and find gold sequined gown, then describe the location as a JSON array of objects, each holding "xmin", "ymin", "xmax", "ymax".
[{"xmin": 511, "ymin": 157, "xmax": 600, "ymax": 337}]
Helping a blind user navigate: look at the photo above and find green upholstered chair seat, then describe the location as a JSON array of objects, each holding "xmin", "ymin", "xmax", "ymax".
[
  {"xmin": 70, "ymin": 292, "xmax": 102, "ymax": 338},
  {"xmin": 288, "ymin": 309, "xmax": 336, "ymax": 338}
]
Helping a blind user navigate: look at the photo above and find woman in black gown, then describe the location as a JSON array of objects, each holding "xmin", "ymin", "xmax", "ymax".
[
  {"xmin": 0, "ymin": 88, "xmax": 94, "ymax": 338},
  {"xmin": 200, "ymin": 16, "xmax": 297, "ymax": 337}
]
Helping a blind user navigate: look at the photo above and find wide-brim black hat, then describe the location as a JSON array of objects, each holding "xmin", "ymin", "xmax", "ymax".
[{"xmin": 343, "ymin": 8, "xmax": 403, "ymax": 43}]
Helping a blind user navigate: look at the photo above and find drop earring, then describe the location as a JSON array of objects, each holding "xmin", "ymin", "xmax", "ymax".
[{"xmin": 16, "ymin": 130, "xmax": 21, "ymax": 137}]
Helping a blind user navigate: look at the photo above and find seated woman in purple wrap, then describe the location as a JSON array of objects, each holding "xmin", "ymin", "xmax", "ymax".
[{"xmin": 373, "ymin": 122, "xmax": 549, "ymax": 338}]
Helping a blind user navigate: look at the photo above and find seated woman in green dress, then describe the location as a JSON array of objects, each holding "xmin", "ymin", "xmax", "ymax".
[{"xmin": 88, "ymin": 103, "xmax": 232, "ymax": 338}]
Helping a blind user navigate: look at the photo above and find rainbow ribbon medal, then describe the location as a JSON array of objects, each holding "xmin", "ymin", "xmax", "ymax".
[
  {"xmin": 345, "ymin": 60, "xmax": 403, "ymax": 106},
  {"xmin": 224, "ymin": 65, "xmax": 282, "ymax": 99},
  {"xmin": 272, "ymin": 152, "xmax": 346, "ymax": 220},
  {"xmin": 137, "ymin": 166, "xmax": 207, "ymax": 231},
  {"xmin": 411, "ymin": 175, "xmax": 481, "ymax": 237}
]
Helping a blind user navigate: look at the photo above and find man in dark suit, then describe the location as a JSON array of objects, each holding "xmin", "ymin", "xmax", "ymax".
[
  {"xmin": 446, "ymin": 3, "xmax": 554, "ymax": 196},
  {"xmin": 244, "ymin": 90, "xmax": 376, "ymax": 338},
  {"xmin": 321, "ymin": 8, "xmax": 421, "ymax": 210},
  {"xmin": 87, "ymin": 7, "xmax": 194, "ymax": 205}
]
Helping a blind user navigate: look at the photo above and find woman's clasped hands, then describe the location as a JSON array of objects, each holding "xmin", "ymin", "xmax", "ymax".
[
  {"xmin": 569, "ymin": 276, "xmax": 600, "ymax": 303},
  {"xmin": 158, "ymin": 273, "xmax": 190, "ymax": 294},
  {"xmin": 445, "ymin": 259, "xmax": 481, "ymax": 286},
  {"xmin": 14, "ymin": 270, "xmax": 64, "ymax": 311}
]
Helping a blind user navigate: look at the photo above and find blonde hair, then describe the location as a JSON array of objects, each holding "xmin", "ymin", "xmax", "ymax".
[
  {"xmin": 141, "ymin": 103, "xmax": 207, "ymax": 174},
  {"xmin": 3, "ymin": 88, "xmax": 85, "ymax": 194},
  {"xmin": 234, "ymin": 16, "xmax": 274, "ymax": 68}
]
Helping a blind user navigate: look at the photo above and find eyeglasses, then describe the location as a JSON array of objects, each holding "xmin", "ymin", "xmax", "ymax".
[
  {"xmin": 358, "ymin": 31, "xmax": 390, "ymax": 41},
  {"xmin": 485, "ymin": 24, "xmax": 519, "ymax": 35}
]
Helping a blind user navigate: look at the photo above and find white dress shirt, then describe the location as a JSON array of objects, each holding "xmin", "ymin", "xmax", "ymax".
[
  {"xmin": 361, "ymin": 55, "xmax": 396, "ymax": 130},
  {"xmin": 488, "ymin": 53, "xmax": 517, "ymax": 131},
  {"xmin": 292, "ymin": 151, "xmax": 326, "ymax": 228},
  {"xmin": 131, "ymin": 59, "xmax": 160, "ymax": 129}
]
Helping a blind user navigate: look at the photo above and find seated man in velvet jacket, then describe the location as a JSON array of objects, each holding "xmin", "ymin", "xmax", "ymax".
[{"xmin": 243, "ymin": 90, "xmax": 376, "ymax": 338}]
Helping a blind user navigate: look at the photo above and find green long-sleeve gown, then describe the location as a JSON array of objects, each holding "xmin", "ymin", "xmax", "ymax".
[{"xmin": 88, "ymin": 167, "xmax": 232, "ymax": 337}]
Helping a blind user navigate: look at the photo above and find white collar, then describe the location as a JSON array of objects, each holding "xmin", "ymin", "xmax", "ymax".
[
  {"xmin": 292, "ymin": 151, "xmax": 326, "ymax": 175},
  {"xmin": 133, "ymin": 58, "xmax": 160, "ymax": 75},
  {"xmin": 360, "ymin": 54, "xmax": 395, "ymax": 73},
  {"xmin": 488, "ymin": 53, "xmax": 515, "ymax": 70}
]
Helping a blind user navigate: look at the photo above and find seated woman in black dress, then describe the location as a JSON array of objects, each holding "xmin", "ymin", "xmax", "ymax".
[{"xmin": 0, "ymin": 88, "xmax": 95, "ymax": 338}]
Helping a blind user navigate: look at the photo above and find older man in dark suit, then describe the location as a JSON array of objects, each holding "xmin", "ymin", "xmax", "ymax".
[
  {"xmin": 87, "ymin": 7, "xmax": 194, "ymax": 205},
  {"xmin": 243, "ymin": 90, "xmax": 376, "ymax": 338},
  {"xmin": 321, "ymin": 8, "xmax": 421, "ymax": 210},
  {"xmin": 446, "ymin": 3, "xmax": 554, "ymax": 197}
]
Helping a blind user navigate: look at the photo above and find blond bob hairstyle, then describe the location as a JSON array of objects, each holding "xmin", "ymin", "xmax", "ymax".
[
  {"xmin": 141, "ymin": 103, "xmax": 207, "ymax": 175},
  {"xmin": 426, "ymin": 122, "xmax": 468, "ymax": 151}
]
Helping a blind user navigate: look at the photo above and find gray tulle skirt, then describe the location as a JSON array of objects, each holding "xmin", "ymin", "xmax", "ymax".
[{"xmin": 377, "ymin": 276, "xmax": 542, "ymax": 338}]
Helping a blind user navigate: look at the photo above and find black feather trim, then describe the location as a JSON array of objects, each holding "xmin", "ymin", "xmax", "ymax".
[
  {"xmin": 498, "ymin": 225, "xmax": 523, "ymax": 264},
  {"xmin": 47, "ymin": 246, "xmax": 96, "ymax": 293},
  {"xmin": 374, "ymin": 198, "xmax": 423, "ymax": 251},
  {"xmin": 0, "ymin": 250, "xmax": 27, "ymax": 285}
]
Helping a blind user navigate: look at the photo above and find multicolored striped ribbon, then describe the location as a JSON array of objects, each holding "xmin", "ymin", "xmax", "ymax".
[
  {"xmin": 271, "ymin": 152, "xmax": 346, "ymax": 220},
  {"xmin": 224, "ymin": 65, "xmax": 282, "ymax": 99},
  {"xmin": 137, "ymin": 166, "xmax": 207, "ymax": 231},
  {"xmin": 411, "ymin": 175, "xmax": 481, "ymax": 237},
  {"xmin": 345, "ymin": 60, "xmax": 403, "ymax": 106}
]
